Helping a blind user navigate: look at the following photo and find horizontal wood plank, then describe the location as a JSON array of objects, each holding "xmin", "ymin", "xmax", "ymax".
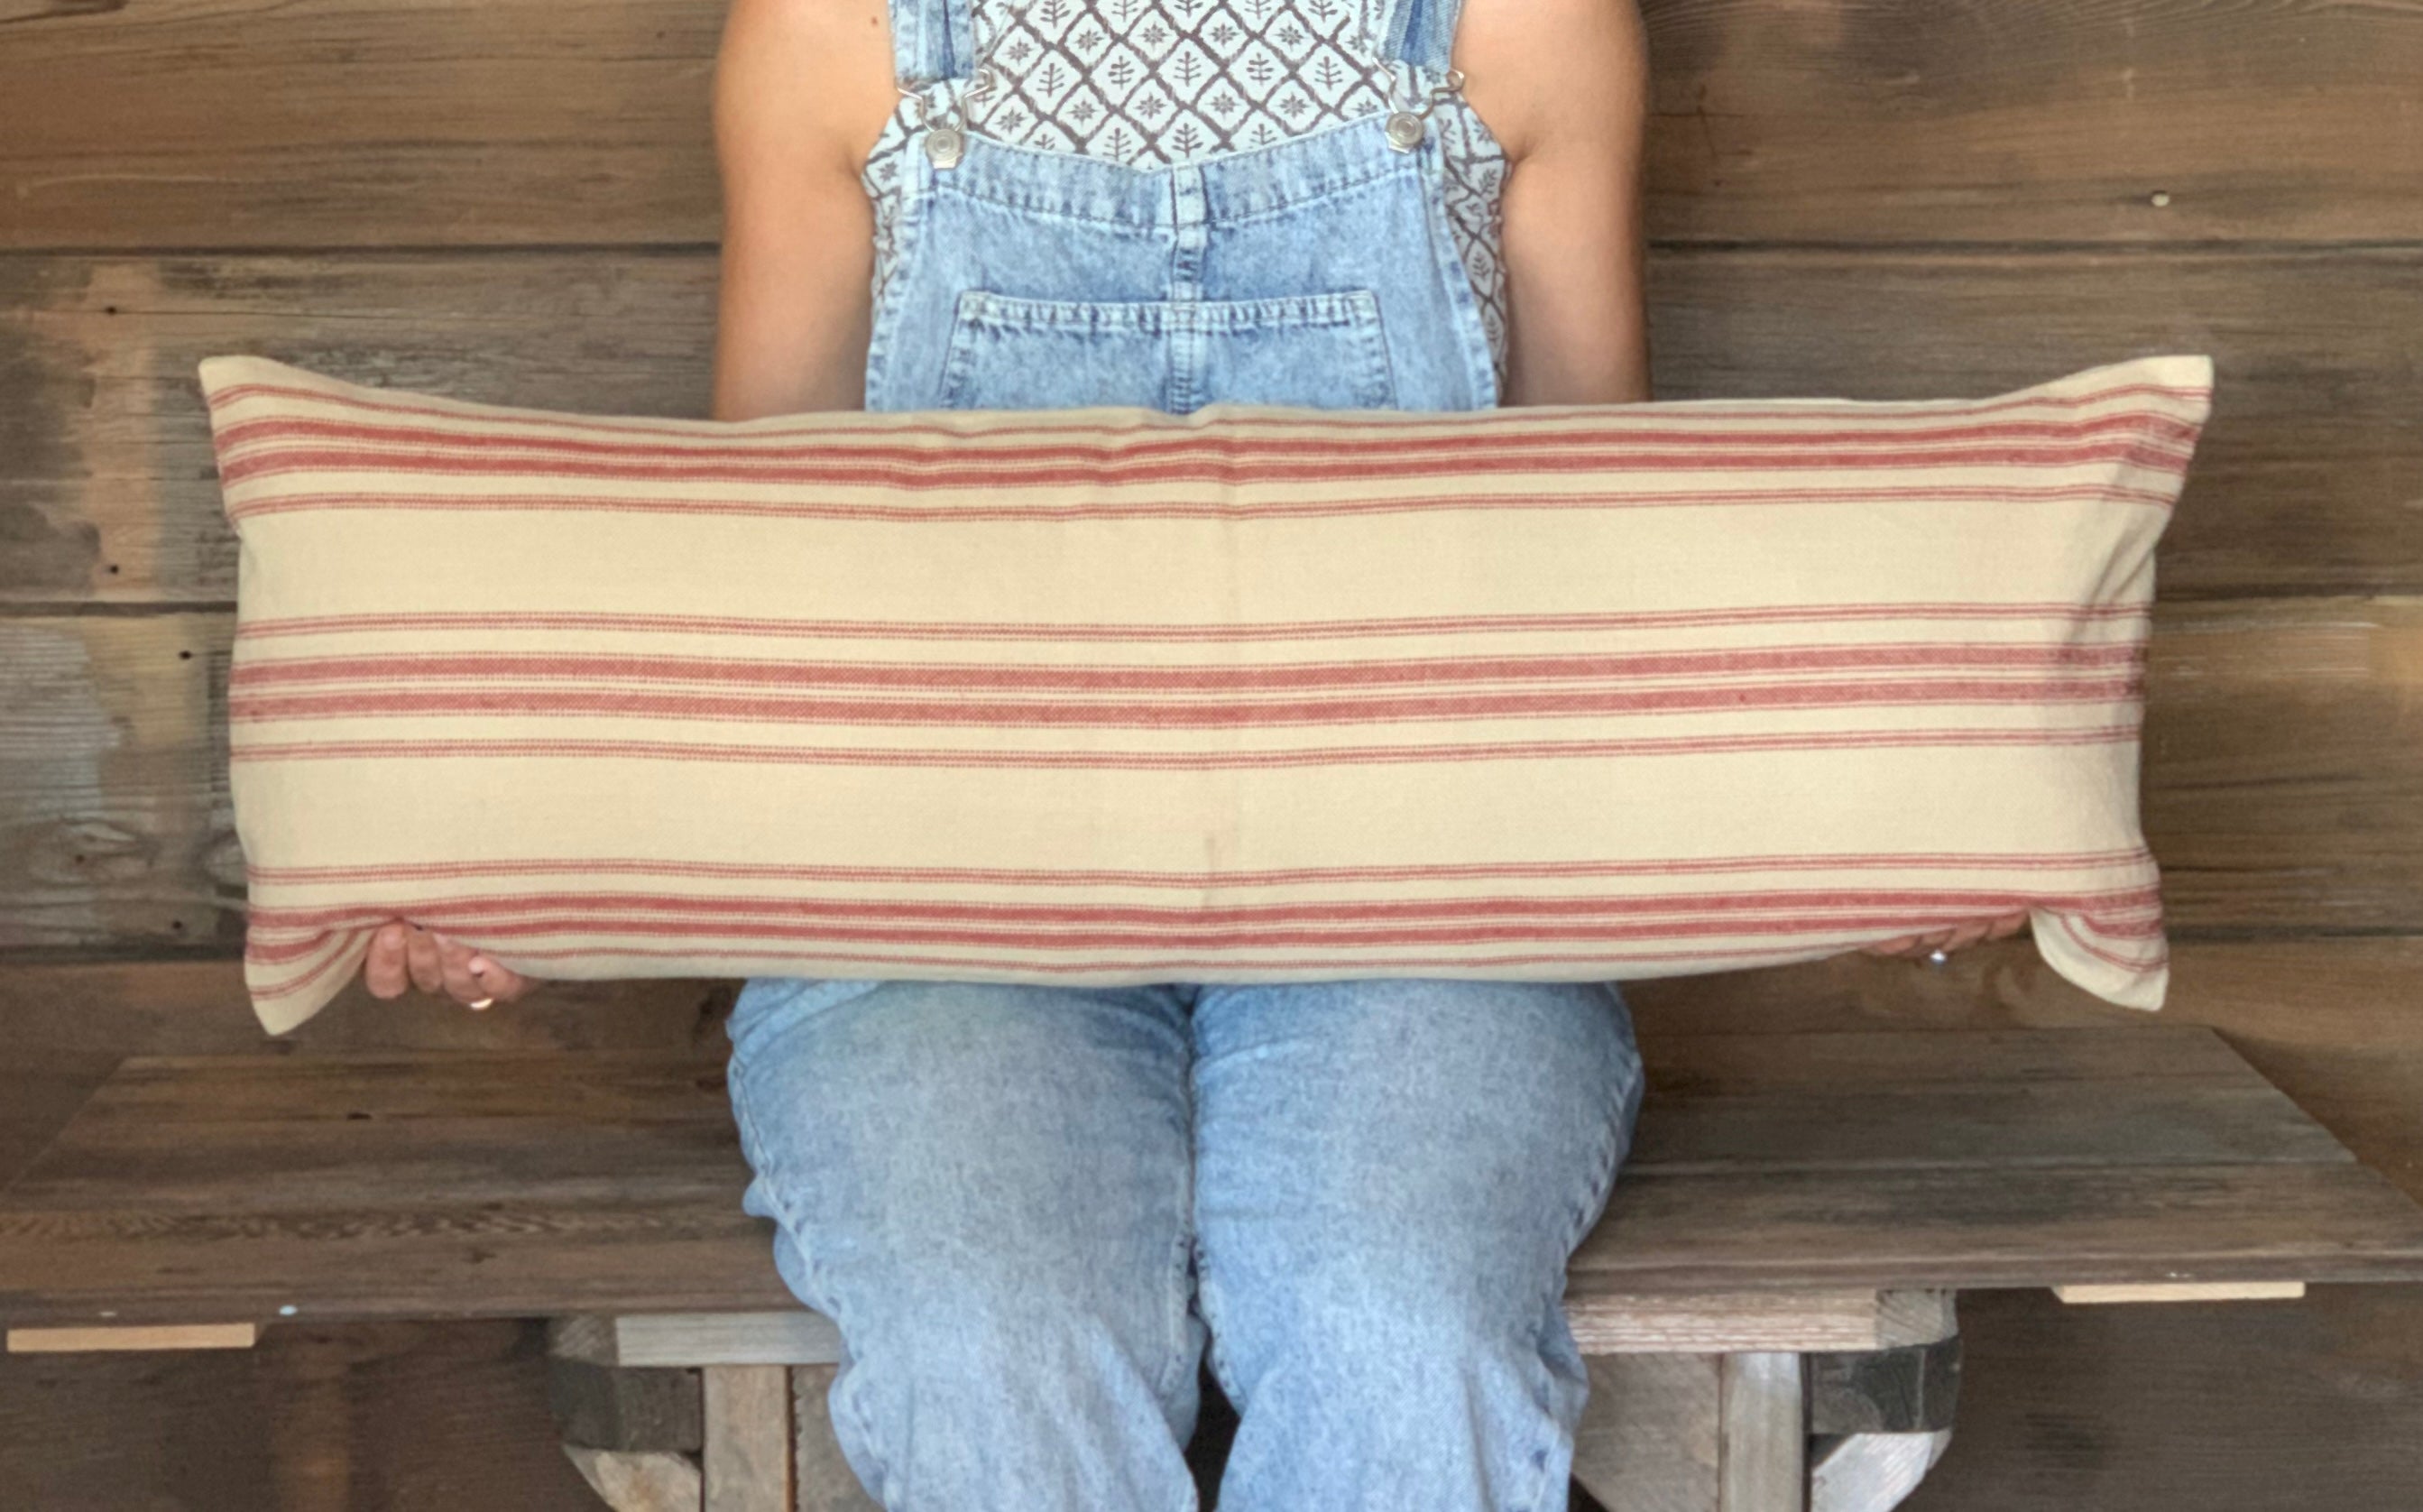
[
  {"xmin": 1628, "ymin": 1083, "xmax": 2349, "ymax": 1175},
  {"xmin": 1642, "ymin": 1025, "xmax": 2260, "ymax": 1092},
  {"xmin": 0, "ymin": 0, "xmax": 727, "ymax": 251},
  {"xmin": 0, "ymin": 253, "xmax": 718, "ymax": 604},
  {"xmin": 1568, "ymin": 1162, "xmax": 2423, "ymax": 1295},
  {"xmin": 2, "ymin": 1030, "xmax": 2418, "ymax": 1326},
  {"xmin": 5, "ymin": 597, "xmax": 2416, "ymax": 949},
  {"xmin": 2052, "ymin": 1281, "xmax": 2307, "ymax": 1305},
  {"xmin": 4, "ymin": 2, "xmax": 2420, "ymax": 248},
  {"xmin": 559, "ymin": 1291, "xmax": 1954, "ymax": 1363},
  {"xmin": 2, "ymin": 1031, "xmax": 2343, "ymax": 1215},
  {"xmin": 13, "ymin": 1158, "xmax": 2407, "ymax": 1326},
  {"xmin": 1625, "ymin": 937, "xmax": 2423, "ymax": 1204},
  {"xmin": 5, "ymin": 1322, "xmax": 258, "ymax": 1352},
  {"xmin": 7, "ymin": 248, "xmax": 2423, "ymax": 604}
]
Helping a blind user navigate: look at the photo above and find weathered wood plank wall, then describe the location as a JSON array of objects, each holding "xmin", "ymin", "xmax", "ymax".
[{"xmin": 3, "ymin": 0, "xmax": 2419, "ymax": 1507}]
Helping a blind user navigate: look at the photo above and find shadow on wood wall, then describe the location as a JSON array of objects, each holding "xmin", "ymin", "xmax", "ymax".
[{"xmin": 3, "ymin": 1, "xmax": 2420, "ymax": 1508}]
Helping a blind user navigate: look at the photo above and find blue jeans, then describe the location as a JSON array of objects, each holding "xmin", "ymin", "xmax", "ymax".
[{"xmin": 725, "ymin": 975, "xmax": 1645, "ymax": 1510}]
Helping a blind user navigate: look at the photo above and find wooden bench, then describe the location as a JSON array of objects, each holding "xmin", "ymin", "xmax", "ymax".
[{"xmin": 5, "ymin": 1026, "xmax": 2421, "ymax": 1512}]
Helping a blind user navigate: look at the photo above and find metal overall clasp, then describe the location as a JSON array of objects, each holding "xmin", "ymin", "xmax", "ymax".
[
  {"xmin": 906, "ymin": 64, "xmax": 1000, "ymax": 170},
  {"xmin": 1384, "ymin": 64, "xmax": 1465, "ymax": 152}
]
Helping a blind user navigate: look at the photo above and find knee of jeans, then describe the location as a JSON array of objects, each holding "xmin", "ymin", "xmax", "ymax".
[
  {"xmin": 725, "ymin": 976, "xmax": 884, "ymax": 1066},
  {"xmin": 1221, "ymin": 1258, "xmax": 1543, "ymax": 1385},
  {"xmin": 847, "ymin": 1262, "xmax": 1192, "ymax": 1401}
]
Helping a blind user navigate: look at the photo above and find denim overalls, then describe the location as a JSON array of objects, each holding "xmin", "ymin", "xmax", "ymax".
[
  {"xmin": 723, "ymin": 0, "xmax": 1647, "ymax": 1504},
  {"xmin": 862, "ymin": 0, "xmax": 1503, "ymax": 415}
]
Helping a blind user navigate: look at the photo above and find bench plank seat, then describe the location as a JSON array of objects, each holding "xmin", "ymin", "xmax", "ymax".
[{"xmin": 4, "ymin": 1027, "xmax": 2420, "ymax": 1330}]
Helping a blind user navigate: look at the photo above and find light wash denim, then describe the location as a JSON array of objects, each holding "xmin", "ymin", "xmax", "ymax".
[
  {"xmin": 725, "ymin": 0, "xmax": 1647, "ymax": 1502},
  {"xmin": 729, "ymin": 980, "xmax": 1644, "ymax": 1511}
]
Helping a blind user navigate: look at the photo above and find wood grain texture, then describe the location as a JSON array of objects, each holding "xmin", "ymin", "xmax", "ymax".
[
  {"xmin": 4, "ymin": 1, "xmax": 2420, "ymax": 249},
  {"xmin": 1573, "ymin": 1353, "xmax": 1723, "ymax": 1512},
  {"xmin": 0, "ymin": 0, "xmax": 726, "ymax": 251},
  {"xmin": 2051, "ymin": 1281, "xmax": 2307, "ymax": 1305},
  {"xmin": 0, "ymin": 1053, "xmax": 112, "ymax": 1191},
  {"xmin": 547, "ymin": 1353, "xmax": 704, "ymax": 1454},
  {"xmin": 1812, "ymin": 1431, "xmax": 1952, "ymax": 1512},
  {"xmin": 788, "ymin": 1365, "xmax": 879, "ymax": 1512},
  {"xmin": 702, "ymin": 1367, "xmax": 790, "ymax": 1512},
  {"xmin": 562, "ymin": 1290, "xmax": 1948, "ymax": 1364},
  {"xmin": 1807, "ymin": 1336, "xmax": 1961, "ymax": 1436},
  {"xmin": 1567, "ymin": 1163, "xmax": 2423, "ymax": 1294},
  {"xmin": 0, "ymin": 955, "xmax": 724, "ymax": 1056},
  {"xmin": 6, "ymin": 597, "xmax": 2416, "ymax": 950},
  {"xmin": 1902, "ymin": 1285, "xmax": 2423, "ymax": 1512},
  {"xmin": 1624, "ymin": 936, "xmax": 2423, "ymax": 1205},
  {"xmin": 3, "ymin": 1029, "xmax": 2418, "ymax": 1327},
  {"xmin": 0, "ymin": 1317, "xmax": 608, "ymax": 1511},
  {"xmin": 6, "ymin": 1322, "xmax": 258, "ymax": 1352},
  {"xmin": 562, "ymin": 1447, "xmax": 705, "ymax": 1512},
  {"xmin": 1718, "ymin": 1352, "xmax": 1805, "ymax": 1512},
  {"xmin": 6, "ymin": 248, "xmax": 2422, "ymax": 604}
]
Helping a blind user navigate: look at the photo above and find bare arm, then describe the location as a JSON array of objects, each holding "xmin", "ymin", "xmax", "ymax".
[
  {"xmin": 710, "ymin": 0, "xmax": 900, "ymax": 420},
  {"xmin": 1456, "ymin": 0, "xmax": 1654, "ymax": 406}
]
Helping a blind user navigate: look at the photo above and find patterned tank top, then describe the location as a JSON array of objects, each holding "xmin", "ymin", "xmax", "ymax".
[{"xmin": 861, "ymin": 0, "xmax": 1511, "ymax": 392}]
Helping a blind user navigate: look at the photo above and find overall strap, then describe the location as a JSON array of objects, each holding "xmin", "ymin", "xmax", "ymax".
[
  {"xmin": 1376, "ymin": 0, "xmax": 1464, "ymax": 74},
  {"xmin": 890, "ymin": 0, "xmax": 977, "ymax": 90}
]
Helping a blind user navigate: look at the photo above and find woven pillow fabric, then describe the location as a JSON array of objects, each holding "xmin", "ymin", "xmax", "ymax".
[{"xmin": 199, "ymin": 353, "xmax": 2214, "ymax": 1034}]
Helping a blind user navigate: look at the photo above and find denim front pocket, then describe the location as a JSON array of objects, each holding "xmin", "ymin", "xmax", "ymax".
[{"xmin": 935, "ymin": 289, "xmax": 1397, "ymax": 412}]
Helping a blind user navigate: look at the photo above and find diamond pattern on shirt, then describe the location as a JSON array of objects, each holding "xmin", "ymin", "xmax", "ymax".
[{"xmin": 969, "ymin": 0, "xmax": 1393, "ymax": 166}]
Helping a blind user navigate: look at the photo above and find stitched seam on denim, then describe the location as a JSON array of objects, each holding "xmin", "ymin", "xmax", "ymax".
[
  {"xmin": 1405, "ymin": 125, "xmax": 1497, "ymax": 410},
  {"xmin": 1199, "ymin": 160, "xmax": 1416, "ymax": 228},
  {"xmin": 725, "ymin": 1061, "xmax": 809, "ymax": 1236},
  {"xmin": 954, "ymin": 290, "xmax": 1382, "ymax": 330},
  {"xmin": 863, "ymin": 141, "xmax": 938, "ymax": 405},
  {"xmin": 1520, "ymin": 1061, "xmax": 1632, "ymax": 1512},
  {"xmin": 1168, "ymin": 162, "xmax": 1208, "ymax": 304},
  {"xmin": 930, "ymin": 135, "xmax": 1412, "ymax": 224},
  {"xmin": 935, "ymin": 290, "xmax": 990, "ymax": 407},
  {"xmin": 827, "ymin": 1358, "xmax": 898, "ymax": 1508},
  {"xmin": 1153, "ymin": 1050, "xmax": 1204, "ymax": 1410},
  {"xmin": 1515, "ymin": 1343, "xmax": 1576, "ymax": 1512},
  {"xmin": 1183, "ymin": 1043, "xmax": 1245, "ymax": 1409},
  {"xmin": 1352, "ymin": 289, "xmax": 1396, "ymax": 405},
  {"xmin": 933, "ymin": 176, "xmax": 1174, "ymax": 231},
  {"xmin": 1432, "ymin": 95, "xmax": 1510, "ymax": 393}
]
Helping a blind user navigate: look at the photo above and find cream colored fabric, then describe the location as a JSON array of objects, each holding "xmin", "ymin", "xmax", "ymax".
[{"xmin": 200, "ymin": 353, "xmax": 2214, "ymax": 1034}]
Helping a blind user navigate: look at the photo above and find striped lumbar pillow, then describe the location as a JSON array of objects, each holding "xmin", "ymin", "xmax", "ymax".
[{"xmin": 200, "ymin": 352, "xmax": 2213, "ymax": 1034}]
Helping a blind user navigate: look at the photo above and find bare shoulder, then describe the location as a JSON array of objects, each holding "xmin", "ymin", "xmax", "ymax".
[
  {"xmin": 714, "ymin": 0, "xmax": 899, "ymax": 175},
  {"xmin": 1452, "ymin": 0, "xmax": 1650, "ymax": 165}
]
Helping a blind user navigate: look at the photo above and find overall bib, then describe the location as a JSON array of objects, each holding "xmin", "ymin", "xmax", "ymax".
[{"xmin": 724, "ymin": 0, "xmax": 1648, "ymax": 1504}]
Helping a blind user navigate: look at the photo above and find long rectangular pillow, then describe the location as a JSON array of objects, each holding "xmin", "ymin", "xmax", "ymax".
[{"xmin": 200, "ymin": 352, "xmax": 2214, "ymax": 1035}]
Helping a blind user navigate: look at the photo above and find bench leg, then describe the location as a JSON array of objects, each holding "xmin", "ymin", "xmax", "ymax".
[
  {"xmin": 564, "ymin": 1447, "xmax": 704, "ymax": 1512},
  {"xmin": 1572, "ymin": 1328, "xmax": 1959, "ymax": 1512},
  {"xmin": 703, "ymin": 1365, "xmax": 794, "ymax": 1511},
  {"xmin": 1809, "ymin": 1429, "xmax": 1953, "ymax": 1512},
  {"xmin": 792, "ymin": 1364, "xmax": 881, "ymax": 1512},
  {"xmin": 1575, "ymin": 1353, "xmax": 1804, "ymax": 1510},
  {"xmin": 1722, "ymin": 1352, "xmax": 1807, "ymax": 1511},
  {"xmin": 552, "ymin": 1352, "xmax": 877, "ymax": 1512}
]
